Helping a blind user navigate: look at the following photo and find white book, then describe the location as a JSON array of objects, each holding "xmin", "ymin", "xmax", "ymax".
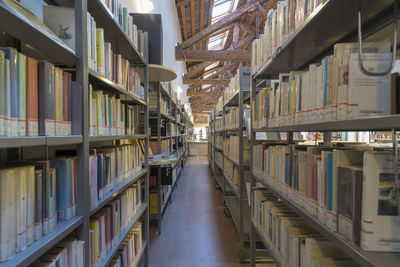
[
  {"xmin": 76, "ymin": 240, "xmax": 85, "ymax": 267},
  {"xmin": 348, "ymin": 53, "xmax": 391, "ymax": 119},
  {"xmin": 43, "ymin": 6, "xmax": 75, "ymax": 52},
  {"xmin": 26, "ymin": 166, "xmax": 35, "ymax": 246},
  {"xmin": 361, "ymin": 151, "xmax": 400, "ymax": 251},
  {"xmin": 0, "ymin": 169, "xmax": 15, "ymax": 262},
  {"xmin": 15, "ymin": 167, "xmax": 27, "ymax": 252},
  {"xmin": 87, "ymin": 12, "xmax": 92, "ymax": 70}
]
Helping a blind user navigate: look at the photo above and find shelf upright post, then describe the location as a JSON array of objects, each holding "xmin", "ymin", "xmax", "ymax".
[
  {"xmin": 238, "ymin": 64, "xmax": 246, "ymax": 260},
  {"xmin": 392, "ymin": 129, "xmax": 400, "ymax": 217},
  {"xmin": 143, "ymin": 63, "xmax": 149, "ymax": 267},
  {"xmin": 249, "ymin": 77, "xmax": 256, "ymax": 267},
  {"xmin": 74, "ymin": 0, "xmax": 90, "ymax": 265},
  {"xmin": 157, "ymin": 84, "xmax": 162, "ymax": 235}
]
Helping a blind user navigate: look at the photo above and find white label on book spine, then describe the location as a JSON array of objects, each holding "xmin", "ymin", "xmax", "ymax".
[
  {"xmin": 10, "ymin": 118, "xmax": 18, "ymax": 136},
  {"xmin": 18, "ymin": 119, "xmax": 26, "ymax": 137},
  {"xmin": 27, "ymin": 120, "xmax": 39, "ymax": 136},
  {"xmin": 45, "ymin": 120, "xmax": 55, "ymax": 136}
]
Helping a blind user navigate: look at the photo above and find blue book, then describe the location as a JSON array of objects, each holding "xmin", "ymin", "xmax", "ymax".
[
  {"xmin": 50, "ymin": 158, "xmax": 74, "ymax": 220},
  {"xmin": 285, "ymin": 154, "xmax": 290, "ymax": 185},
  {"xmin": 123, "ymin": 7, "xmax": 127, "ymax": 32},
  {"xmin": 1, "ymin": 48, "xmax": 18, "ymax": 136},
  {"xmin": 97, "ymin": 155, "xmax": 104, "ymax": 197},
  {"xmin": 326, "ymin": 152, "xmax": 333, "ymax": 211},
  {"xmin": 104, "ymin": 155, "xmax": 110, "ymax": 186}
]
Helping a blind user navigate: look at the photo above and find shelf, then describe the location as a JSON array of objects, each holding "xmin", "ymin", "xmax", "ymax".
[
  {"xmin": 223, "ymin": 172, "xmax": 239, "ymax": 197},
  {"xmin": 149, "ymin": 136, "xmax": 172, "ymax": 140},
  {"xmin": 224, "ymin": 195, "xmax": 241, "ymax": 233},
  {"xmin": 0, "ymin": 216, "xmax": 83, "ymax": 267},
  {"xmin": 223, "ymin": 152, "xmax": 250, "ymax": 167},
  {"xmin": 223, "ymin": 90, "xmax": 251, "ymax": 108},
  {"xmin": 87, "ymin": 0, "xmax": 145, "ymax": 64},
  {"xmin": 252, "ymin": 221, "xmax": 285, "ymax": 267},
  {"xmin": 139, "ymin": 64, "xmax": 177, "ymax": 82},
  {"xmin": 253, "ymin": 0, "xmax": 394, "ymax": 79},
  {"xmin": 90, "ymin": 169, "xmax": 147, "ymax": 215},
  {"xmin": 89, "ymin": 134, "xmax": 147, "ymax": 142},
  {"xmin": 89, "ymin": 70, "xmax": 147, "ymax": 105},
  {"xmin": 253, "ymin": 115, "xmax": 400, "ymax": 132},
  {"xmin": 133, "ymin": 240, "xmax": 148, "ymax": 267},
  {"xmin": 0, "ymin": 135, "xmax": 84, "ymax": 149},
  {"xmin": 0, "ymin": 1, "xmax": 79, "ymax": 67},
  {"xmin": 97, "ymin": 203, "xmax": 147, "ymax": 267},
  {"xmin": 46, "ymin": 135, "xmax": 83, "ymax": 146},
  {"xmin": 252, "ymin": 173, "xmax": 400, "ymax": 267},
  {"xmin": 0, "ymin": 136, "xmax": 46, "ymax": 148}
]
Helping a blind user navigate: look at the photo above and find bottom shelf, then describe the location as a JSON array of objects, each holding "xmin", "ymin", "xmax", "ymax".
[
  {"xmin": 253, "ymin": 173, "xmax": 400, "ymax": 267},
  {"xmin": 0, "ymin": 216, "xmax": 83, "ymax": 267},
  {"xmin": 133, "ymin": 240, "xmax": 148, "ymax": 267},
  {"xmin": 97, "ymin": 203, "xmax": 147, "ymax": 267}
]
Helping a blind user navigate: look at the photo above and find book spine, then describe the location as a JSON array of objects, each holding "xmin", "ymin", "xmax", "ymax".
[
  {"xmin": 26, "ymin": 57, "xmax": 39, "ymax": 136},
  {"xmin": 96, "ymin": 28, "xmax": 105, "ymax": 76},
  {"xmin": 34, "ymin": 170, "xmax": 43, "ymax": 241},
  {"xmin": 38, "ymin": 62, "xmax": 55, "ymax": 136},
  {"xmin": 26, "ymin": 166, "xmax": 35, "ymax": 246},
  {"xmin": 17, "ymin": 53, "xmax": 26, "ymax": 136}
]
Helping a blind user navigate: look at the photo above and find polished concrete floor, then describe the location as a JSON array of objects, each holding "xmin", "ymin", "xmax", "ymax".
[{"xmin": 149, "ymin": 156, "xmax": 249, "ymax": 267}]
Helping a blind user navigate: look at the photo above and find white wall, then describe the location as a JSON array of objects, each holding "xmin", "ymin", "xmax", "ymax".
[{"xmin": 124, "ymin": 0, "xmax": 190, "ymax": 110}]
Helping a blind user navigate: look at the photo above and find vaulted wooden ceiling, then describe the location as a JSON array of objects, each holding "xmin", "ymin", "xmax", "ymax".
[{"xmin": 175, "ymin": 0, "xmax": 277, "ymax": 119}]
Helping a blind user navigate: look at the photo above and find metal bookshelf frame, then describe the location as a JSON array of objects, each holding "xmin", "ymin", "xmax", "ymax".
[
  {"xmin": 249, "ymin": 1, "xmax": 400, "ymax": 266},
  {"xmin": 0, "ymin": 0, "xmax": 150, "ymax": 266}
]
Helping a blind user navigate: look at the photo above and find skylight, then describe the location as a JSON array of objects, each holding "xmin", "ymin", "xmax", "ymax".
[{"xmin": 207, "ymin": 0, "xmax": 239, "ymax": 50}]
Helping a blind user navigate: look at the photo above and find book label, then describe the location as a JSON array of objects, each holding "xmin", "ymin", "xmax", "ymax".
[
  {"xmin": 27, "ymin": 119, "xmax": 39, "ymax": 136},
  {"xmin": 45, "ymin": 120, "xmax": 55, "ymax": 136}
]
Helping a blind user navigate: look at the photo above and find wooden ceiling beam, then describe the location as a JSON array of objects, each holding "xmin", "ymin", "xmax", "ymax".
[
  {"xmin": 233, "ymin": 24, "xmax": 240, "ymax": 44},
  {"xmin": 176, "ymin": 49, "xmax": 250, "ymax": 62},
  {"xmin": 176, "ymin": 1, "xmax": 256, "ymax": 50},
  {"xmin": 187, "ymin": 92, "xmax": 220, "ymax": 97},
  {"xmin": 180, "ymin": 4, "xmax": 188, "ymax": 40},
  {"xmin": 186, "ymin": 61, "xmax": 215, "ymax": 78},
  {"xmin": 183, "ymin": 78, "xmax": 230, "ymax": 85},
  {"xmin": 229, "ymin": 33, "xmax": 255, "ymax": 50},
  {"xmin": 190, "ymin": 0, "xmax": 196, "ymax": 48},
  {"xmin": 199, "ymin": 0, "xmax": 205, "ymax": 49}
]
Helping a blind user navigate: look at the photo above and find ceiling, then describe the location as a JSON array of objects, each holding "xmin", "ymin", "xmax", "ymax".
[{"xmin": 175, "ymin": 0, "xmax": 275, "ymax": 122}]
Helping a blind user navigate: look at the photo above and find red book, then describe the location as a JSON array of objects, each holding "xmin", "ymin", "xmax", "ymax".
[{"xmin": 26, "ymin": 57, "xmax": 38, "ymax": 136}]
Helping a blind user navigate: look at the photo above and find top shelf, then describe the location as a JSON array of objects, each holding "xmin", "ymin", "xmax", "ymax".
[
  {"xmin": 146, "ymin": 64, "xmax": 177, "ymax": 82},
  {"xmin": 87, "ymin": 0, "xmax": 146, "ymax": 65},
  {"xmin": 253, "ymin": 115, "xmax": 400, "ymax": 132},
  {"xmin": 253, "ymin": 0, "xmax": 394, "ymax": 79},
  {"xmin": 0, "ymin": 1, "xmax": 79, "ymax": 67}
]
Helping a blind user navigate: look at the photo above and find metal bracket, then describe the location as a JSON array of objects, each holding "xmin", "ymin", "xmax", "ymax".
[
  {"xmin": 177, "ymin": 42, "xmax": 186, "ymax": 62},
  {"xmin": 358, "ymin": 0, "xmax": 398, "ymax": 76}
]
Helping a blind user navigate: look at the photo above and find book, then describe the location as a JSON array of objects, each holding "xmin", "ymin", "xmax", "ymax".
[
  {"xmin": 361, "ymin": 151, "xmax": 400, "ymax": 251},
  {"xmin": 26, "ymin": 57, "xmax": 39, "ymax": 136},
  {"xmin": 1, "ymin": 48, "xmax": 18, "ymax": 136},
  {"xmin": 337, "ymin": 166, "xmax": 363, "ymax": 245},
  {"xmin": 38, "ymin": 61, "xmax": 55, "ymax": 136}
]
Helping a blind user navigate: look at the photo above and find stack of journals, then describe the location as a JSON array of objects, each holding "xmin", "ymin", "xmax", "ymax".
[
  {"xmin": 215, "ymin": 96, "xmax": 223, "ymax": 114},
  {"xmin": 251, "ymin": 0, "xmax": 328, "ymax": 74},
  {"xmin": 0, "ymin": 48, "xmax": 73, "ymax": 137},
  {"xmin": 0, "ymin": 158, "xmax": 77, "ymax": 262},
  {"xmin": 252, "ymin": 188, "xmax": 361, "ymax": 267},
  {"xmin": 89, "ymin": 85, "xmax": 140, "ymax": 136},
  {"xmin": 224, "ymin": 107, "xmax": 250, "ymax": 130},
  {"xmin": 253, "ymin": 143, "xmax": 400, "ymax": 252},
  {"xmin": 224, "ymin": 156, "xmax": 238, "ymax": 186},
  {"xmin": 110, "ymin": 222, "xmax": 143, "ymax": 267},
  {"xmin": 89, "ymin": 182, "xmax": 142, "ymax": 266},
  {"xmin": 89, "ymin": 143, "xmax": 143, "ymax": 209},
  {"xmin": 253, "ymin": 88, "xmax": 269, "ymax": 129},
  {"xmin": 30, "ymin": 237, "xmax": 85, "ymax": 267},
  {"xmin": 214, "ymin": 117, "xmax": 223, "ymax": 131},
  {"xmin": 253, "ymin": 42, "xmax": 392, "ymax": 127},
  {"xmin": 149, "ymin": 140, "xmax": 170, "ymax": 155}
]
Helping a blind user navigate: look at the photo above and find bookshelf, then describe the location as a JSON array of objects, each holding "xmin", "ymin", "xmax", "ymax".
[
  {"xmin": 0, "ymin": 0, "xmax": 149, "ymax": 266},
  {"xmin": 148, "ymin": 67, "xmax": 190, "ymax": 234},
  {"xmin": 249, "ymin": 1, "xmax": 400, "ymax": 267},
  {"xmin": 207, "ymin": 65, "xmax": 253, "ymax": 261}
]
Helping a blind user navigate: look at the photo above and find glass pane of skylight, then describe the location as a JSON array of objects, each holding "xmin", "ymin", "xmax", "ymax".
[{"xmin": 212, "ymin": 1, "xmax": 231, "ymax": 18}]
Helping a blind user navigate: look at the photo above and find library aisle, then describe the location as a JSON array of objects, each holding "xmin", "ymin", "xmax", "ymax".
[{"xmin": 149, "ymin": 157, "xmax": 248, "ymax": 267}]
